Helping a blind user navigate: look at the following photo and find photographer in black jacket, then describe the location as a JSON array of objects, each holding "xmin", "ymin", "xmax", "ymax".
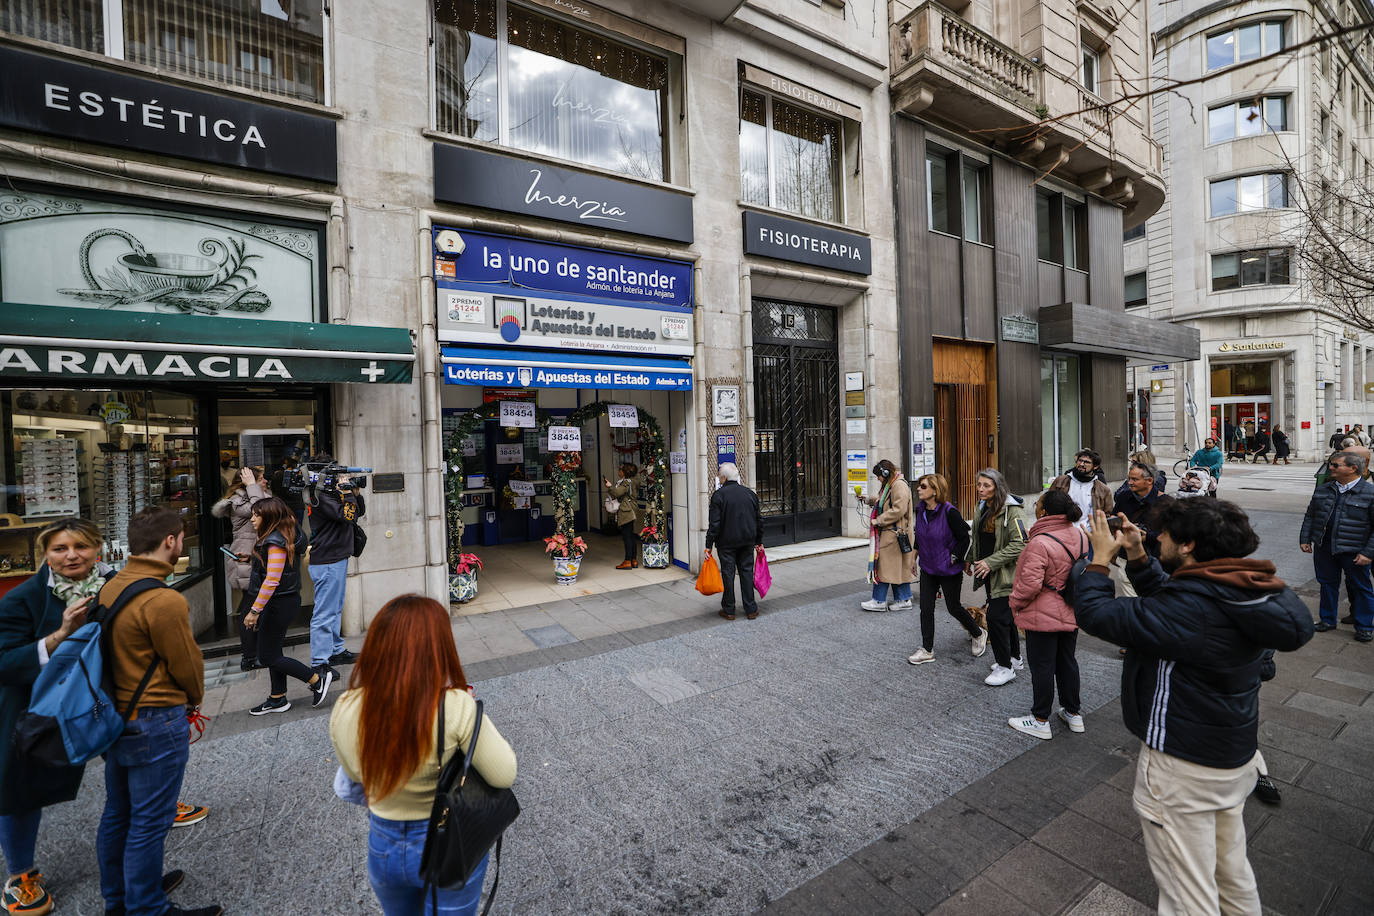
[
  {"xmin": 705, "ymin": 463, "xmax": 764, "ymax": 621},
  {"xmin": 305, "ymin": 457, "xmax": 365, "ymax": 676},
  {"xmin": 1075, "ymin": 500, "xmax": 1312, "ymax": 915}
]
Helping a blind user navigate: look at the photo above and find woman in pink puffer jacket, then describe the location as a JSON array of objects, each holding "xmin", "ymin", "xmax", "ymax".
[{"xmin": 1006, "ymin": 489, "xmax": 1089, "ymax": 740}]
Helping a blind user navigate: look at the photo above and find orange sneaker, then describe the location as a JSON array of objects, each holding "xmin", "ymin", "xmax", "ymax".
[
  {"xmin": 172, "ymin": 802, "xmax": 209, "ymax": 828},
  {"xmin": 2, "ymin": 870, "xmax": 52, "ymax": 916}
]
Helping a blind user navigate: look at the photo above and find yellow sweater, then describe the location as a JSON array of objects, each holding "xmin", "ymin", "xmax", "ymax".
[{"xmin": 329, "ymin": 687, "xmax": 517, "ymax": 821}]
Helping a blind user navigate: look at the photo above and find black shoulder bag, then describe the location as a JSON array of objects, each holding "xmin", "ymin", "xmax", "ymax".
[
  {"xmin": 1031, "ymin": 533, "xmax": 1088, "ymax": 606},
  {"xmin": 420, "ymin": 695, "xmax": 520, "ymax": 916}
]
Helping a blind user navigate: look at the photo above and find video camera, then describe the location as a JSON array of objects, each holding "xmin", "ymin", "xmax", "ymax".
[{"xmin": 282, "ymin": 456, "xmax": 372, "ymax": 498}]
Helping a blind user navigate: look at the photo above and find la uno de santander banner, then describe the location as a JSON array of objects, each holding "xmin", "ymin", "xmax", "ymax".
[{"xmin": 434, "ymin": 228, "xmax": 694, "ymax": 357}]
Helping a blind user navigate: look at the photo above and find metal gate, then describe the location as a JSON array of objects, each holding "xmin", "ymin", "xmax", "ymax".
[{"xmin": 752, "ymin": 300, "xmax": 841, "ymax": 546}]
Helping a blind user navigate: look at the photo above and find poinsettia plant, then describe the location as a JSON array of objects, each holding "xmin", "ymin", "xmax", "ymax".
[
  {"xmin": 639, "ymin": 525, "xmax": 667, "ymax": 544},
  {"xmin": 454, "ymin": 553, "xmax": 484, "ymax": 576},
  {"xmin": 543, "ymin": 533, "xmax": 588, "ymax": 559}
]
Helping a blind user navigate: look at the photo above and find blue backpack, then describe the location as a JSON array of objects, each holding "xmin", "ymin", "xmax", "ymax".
[{"xmin": 15, "ymin": 579, "xmax": 169, "ymax": 767}]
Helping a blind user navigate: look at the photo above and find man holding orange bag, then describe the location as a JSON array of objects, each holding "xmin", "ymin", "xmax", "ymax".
[{"xmin": 705, "ymin": 463, "xmax": 765, "ymax": 620}]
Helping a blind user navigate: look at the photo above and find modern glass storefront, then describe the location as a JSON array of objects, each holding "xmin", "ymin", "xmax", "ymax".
[
  {"xmin": 1208, "ymin": 360, "xmax": 1274, "ymax": 444},
  {"xmin": 1040, "ymin": 354, "xmax": 1082, "ymax": 487}
]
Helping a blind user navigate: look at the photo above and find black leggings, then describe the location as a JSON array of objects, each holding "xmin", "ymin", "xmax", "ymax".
[
  {"xmin": 254, "ymin": 591, "xmax": 315, "ymax": 695},
  {"xmin": 1025, "ymin": 630, "xmax": 1080, "ymax": 720},
  {"xmin": 984, "ymin": 589, "xmax": 1020, "ymax": 668},
  {"xmin": 620, "ymin": 521, "xmax": 639, "ymax": 561},
  {"xmin": 917, "ymin": 573, "xmax": 981, "ymax": 651}
]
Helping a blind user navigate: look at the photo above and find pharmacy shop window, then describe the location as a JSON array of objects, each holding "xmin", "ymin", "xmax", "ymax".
[
  {"xmin": 433, "ymin": 0, "xmax": 681, "ymax": 183},
  {"xmin": 1, "ymin": 387, "xmax": 204, "ymax": 584}
]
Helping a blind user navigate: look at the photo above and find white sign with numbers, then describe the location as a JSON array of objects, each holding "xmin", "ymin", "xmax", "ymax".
[
  {"xmin": 548, "ymin": 426, "xmax": 582, "ymax": 451},
  {"xmin": 608, "ymin": 405, "xmax": 639, "ymax": 428},
  {"xmin": 508, "ymin": 480, "xmax": 535, "ymax": 496},
  {"xmin": 496, "ymin": 443, "xmax": 524, "ymax": 464},
  {"xmin": 500, "ymin": 400, "xmax": 536, "ymax": 428}
]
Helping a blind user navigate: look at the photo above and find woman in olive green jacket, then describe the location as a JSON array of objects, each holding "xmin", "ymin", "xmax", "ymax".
[
  {"xmin": 966, "ymin": 468, "xmax": 1030, "ymax": 686},
  {"xmin": 603, "ymin": 463, "xmax": 644, "ymax": 569}
]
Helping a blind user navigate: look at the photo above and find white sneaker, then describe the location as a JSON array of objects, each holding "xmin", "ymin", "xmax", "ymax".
[
  {"xmin": 907, "ymin": 648, "xmax": 935, "ymax": 665},
  {"xmin": 970, "ymin": 628, "xmax": 988, "ymax": 657},
  {"xmin": 888, "ymin": 599, "xmax": 913, "ymax": 611},
  {"xmin": 985, "ymin": 665, "xmax": 1017, "ymax": 686},
  {"xmin": 1008, "ymin": 715, "xmax": 1052, "ymax": 739},
  {"xmin": 1010, "ymin": 655, "xmax": 1025, "ymax": 671},
  {"xmin": 1058, "ymin": 708, "xmax": 1085, "ymax": 733},
  {"xmin": 860, "ymin": 599, "xmax": 890, "ymax": 612}
]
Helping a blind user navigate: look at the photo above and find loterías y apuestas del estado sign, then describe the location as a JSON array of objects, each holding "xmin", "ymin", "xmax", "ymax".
[{"xmin": 0, "ymin": 46, "xmax": 338, "ymax": 183}]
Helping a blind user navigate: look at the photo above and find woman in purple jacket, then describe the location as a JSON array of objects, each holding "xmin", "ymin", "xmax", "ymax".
[{"xmin": 907, "ymin": 474, "xmax": 989, "ymax": 665}]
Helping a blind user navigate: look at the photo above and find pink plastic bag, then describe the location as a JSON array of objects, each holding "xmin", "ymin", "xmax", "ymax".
[{"xmin": 753, "ymin": 546, "xmax": 772, "ymax": 598}]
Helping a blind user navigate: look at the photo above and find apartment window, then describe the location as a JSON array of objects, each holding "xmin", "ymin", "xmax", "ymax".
[
  {"xmin": 1037, "ymin": 190, "xmax": 1088, "ymax": 268},
  {"xmin": 925, "ymin": 146, "xmax": 990, "ymax": 242},
  {"xmin": 962, "ymin": 161, "xmax": 990, "ymax": 243},
  {"xmin": 1209, "ymin": 173, "xmax": 1288, "ymax": 215},
  {"xmin": 1125, "ymin": 271, "xmax": 1147, "ymax": 307},
  {"xmin": 1081, "ymin": 44, "xmax": 1100, "ymax": 95},
  {"xmin": 1206, "ymin": 20, "xmax": 1286, "ymax": 71},
  {"xmin": 741, "ymin": 89, "xmax": 843, "ymax": 222},
  {"xmin": 1123, "ymin": 221, "xmax": 1146, "ymax": 241},
  {"xmin": 1207, "ymin": 95, "xmax": 1288, "ymax": 142},
  {"xmin": 1320, "ymin": 109, "xmax": 1330, "ymax": 146},
  {"xmin": 1, "ymin": 0, "xmax": 326, "ymax": 104},
  {"xmin": 1211, "ymin": 249, "xmax": 1291, "ymax": 290},
  {"xmin": 926, "ymin": 148, "xmax": 955, "ymax": 234},
  {"xmin": 435, "ymin": 0, "xmax": 673, "ymax": 183}
]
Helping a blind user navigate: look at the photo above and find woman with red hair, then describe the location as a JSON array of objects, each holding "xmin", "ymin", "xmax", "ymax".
[{"xmin": 329, "ymin": 595, "xmax": 517, "ymax": 915}]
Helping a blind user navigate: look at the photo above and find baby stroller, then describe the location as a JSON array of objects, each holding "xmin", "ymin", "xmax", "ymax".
[{"xmin": 1176, "ymin": 467, "xmax": 1218, "ymax": 499}]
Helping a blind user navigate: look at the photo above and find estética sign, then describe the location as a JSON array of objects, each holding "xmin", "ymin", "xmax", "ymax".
[
  {"xmin": 0, "ymin": 46, "xmax": 337, "ymax": 183},
  {"xmin": 433, "ymin": 143, "xmax": 693, "ymax": 243},
  {"xmin": 742, "ymin": 211, "xmax": 871, "ymax": 275}
]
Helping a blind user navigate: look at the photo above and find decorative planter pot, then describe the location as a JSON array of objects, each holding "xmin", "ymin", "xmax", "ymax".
[
  {"xmin": 449, "ymin": 571, "xmax": 478, "ymax": 604},
  {"xmin": 553, "ymin": 554, "xmax": 581, "ymax": 585},
  {"xmin": 641, "ymin": 542, "xmax": 670, "ymax": 568}
]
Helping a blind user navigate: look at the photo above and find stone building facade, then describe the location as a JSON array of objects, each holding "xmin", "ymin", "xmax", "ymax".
[
  {"xmin": 888, "ymin": 0, "xmax": 1196, "ymax": 503},
  {"xmin": 1127, "ymin": 0, "xmax": 1374, "ymax": 461},
  {"xmin": 0, "ymin": 0, "xmax": 897, "ymax": 635}
]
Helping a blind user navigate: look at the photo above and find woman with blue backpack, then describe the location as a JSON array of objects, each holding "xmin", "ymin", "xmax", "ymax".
[{"xmin": 0, "ymin": 517, "xmax": 110, "ymax": 915}]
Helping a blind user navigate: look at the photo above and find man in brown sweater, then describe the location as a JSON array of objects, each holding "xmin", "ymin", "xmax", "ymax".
[{"xmin": 95, "ymin": 508, "xmax": 221, "ymax": 916}]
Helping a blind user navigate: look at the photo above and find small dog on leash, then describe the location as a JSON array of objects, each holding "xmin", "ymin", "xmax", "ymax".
[{"xmin": 966, "ymin": 605, "xmax": 987, "ymax": 631}]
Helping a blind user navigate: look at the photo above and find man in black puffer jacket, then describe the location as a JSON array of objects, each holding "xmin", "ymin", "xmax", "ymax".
[
  {"xmin": 1300, "ymin": 450, "xmax": 1374, "ymax": 640},
  {"xmin": 1076, "ymin": 500, "xmax": 1313, "ymax": 916}
]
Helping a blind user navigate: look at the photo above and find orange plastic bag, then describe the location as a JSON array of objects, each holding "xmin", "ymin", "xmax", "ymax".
[{"xmin": 695, "ymin": 552, "xmax": 724, "ymax": 596}]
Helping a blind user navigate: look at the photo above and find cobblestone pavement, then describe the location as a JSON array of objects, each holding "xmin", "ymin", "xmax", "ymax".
[{"xmin": 16, "ymin": 465, "xmax": 1373, "ymax": 915}]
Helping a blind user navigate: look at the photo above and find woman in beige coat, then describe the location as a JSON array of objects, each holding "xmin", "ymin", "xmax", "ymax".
[
  {"xmin": 861, "ymin": 459, "xmax": 916, "ymax": 612},
  {"xmin": 603, "ymin": 463, "xmax": 644, "ymax": 569},
  {"xmin": 212, "ymin": 466, "xmax": 269, "ymax": 669}
]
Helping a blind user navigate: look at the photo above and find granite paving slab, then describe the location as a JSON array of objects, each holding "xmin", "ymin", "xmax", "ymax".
[{"xmin": 18, "ymin": 590, "xmax": 1119, "ymax": 915}]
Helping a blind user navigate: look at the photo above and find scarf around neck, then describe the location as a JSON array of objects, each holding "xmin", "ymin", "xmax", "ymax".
[{"xmin": 51, "ymin": 566, "xmax": 104, "ymax": 605}]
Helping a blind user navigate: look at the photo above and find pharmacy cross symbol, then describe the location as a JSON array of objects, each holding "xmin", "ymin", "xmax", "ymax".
[{"xmin": 360, "ymin": 361, "xmax": 385, "ymax": 382}]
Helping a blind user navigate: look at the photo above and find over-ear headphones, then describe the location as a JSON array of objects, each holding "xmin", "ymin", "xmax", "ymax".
[{"xmin": 873, "ymin": 463, "xmax": 891, "ymax": 480}]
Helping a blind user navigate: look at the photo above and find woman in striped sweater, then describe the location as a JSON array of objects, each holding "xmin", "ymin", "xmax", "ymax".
[{"xmin": 242, "ymin": 497, "xmax": 331, "ymax": 715}]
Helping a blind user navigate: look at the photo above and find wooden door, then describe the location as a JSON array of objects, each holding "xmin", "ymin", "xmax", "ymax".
[{"xmin": 932, "ymin": 340, "xmax": 997, "ymax": 516}]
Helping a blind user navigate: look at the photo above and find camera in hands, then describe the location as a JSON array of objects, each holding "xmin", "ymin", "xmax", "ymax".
[{"xmin": 282, "ymin": 456, "xmax": 373, "ymax": 499}]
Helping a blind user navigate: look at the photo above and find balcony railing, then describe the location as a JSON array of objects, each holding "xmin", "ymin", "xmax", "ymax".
[
  {"xmin": 893, "ymin": 1, "xmax": 1040, "ymax": 108},
  {"xmin": 1079, "ymin": 87, "xmax": 1110, "ymax": 134}
]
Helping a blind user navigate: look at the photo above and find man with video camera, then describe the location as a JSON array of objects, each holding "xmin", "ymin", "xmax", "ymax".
[{"xmin": 301, "ymin": 454, "xmax": 365, "ymax": 677}]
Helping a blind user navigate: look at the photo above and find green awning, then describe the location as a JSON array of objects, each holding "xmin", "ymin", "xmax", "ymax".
[{"xmin": 0, "ymin": 304, "xmax": 415, "ymax": 384}]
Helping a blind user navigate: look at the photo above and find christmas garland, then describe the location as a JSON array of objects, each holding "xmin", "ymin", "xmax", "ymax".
[{"xmin": 553, "ymin": 401, "xmax": 669, "ymax": 545}]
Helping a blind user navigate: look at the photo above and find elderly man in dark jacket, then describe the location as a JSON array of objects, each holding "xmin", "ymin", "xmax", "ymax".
[
  {"xmin": 1112, "ymin": 461, "xmax": 1174, "ymax": 557},
  {"xmin": 706, "ymin": 462, "xmax": 764, "ymax": 620},
  {"xmin": 1076, "ymin": 499, "xmax": 1313, "ymax": 915},
  {"xmin": 1300, "ymin": 450, "xmax": 1374, "ymax": 640}
]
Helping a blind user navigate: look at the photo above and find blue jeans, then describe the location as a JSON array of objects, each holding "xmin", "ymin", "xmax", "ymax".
[
  {"xmin": 872, "ymin": 582, "xmax": 912, "ymax": 603},
  {"xmin": 1313, "ymin": 548, "xmax": 1374, "ymax": 630},
  {"xmin": 367, "ymin": 813, "xmax": 489, "ymax": 915},
  {"xmin": 97, "ymin": 705, "xmax": 190, "ymax": 916},
  {"xmin": 310, "ymin": 559, "xmax": 349, "ymax": 666},
  {"xmin": 0, "ymin": 809, "xmax": 41, "ymax": 874}
]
